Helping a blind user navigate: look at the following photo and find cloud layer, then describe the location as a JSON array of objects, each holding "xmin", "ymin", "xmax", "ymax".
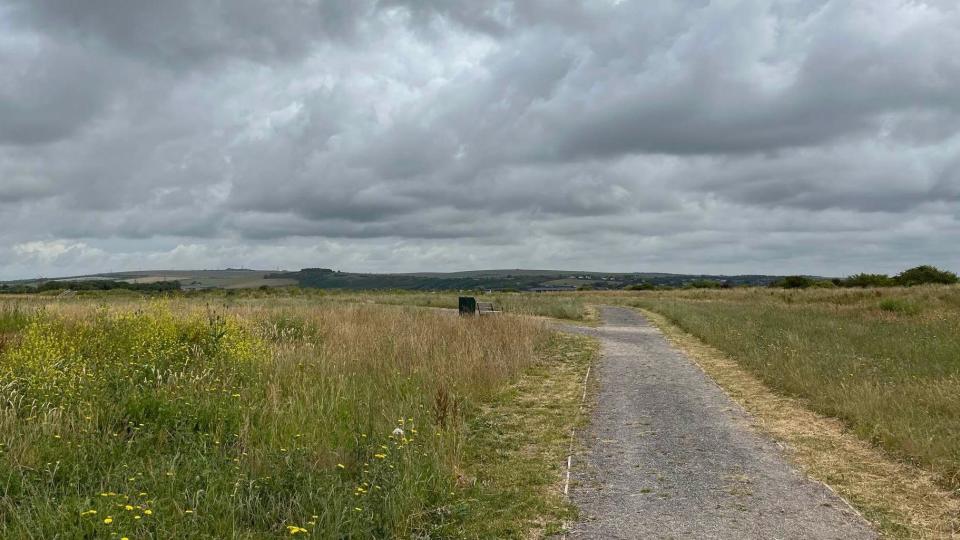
[{"xmin": 2, "ymin": 0, "xmax": 959, "ymax": 279}]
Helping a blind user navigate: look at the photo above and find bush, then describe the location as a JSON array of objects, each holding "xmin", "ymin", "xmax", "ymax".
[
  {"xmin": 625, "ymin": 282, "xmax": 656, "ymax": 291},
  {"xmin": 879, "ymin": 298, "xmax": 922, "ymax": 315},
  {"xmin": 772, "ymin": 276, "xmax": 815, "ymax": 289},
  {"xmin": 686, "ymin": 280, "xmax": 723, "ymax": 289},
  {"xmin": 842, "ymin": 273, "xmax": 896, "ymax": 288},
  {"xmin": 895, "ymin": 265, "xmax": 959, "ymax": 286}
]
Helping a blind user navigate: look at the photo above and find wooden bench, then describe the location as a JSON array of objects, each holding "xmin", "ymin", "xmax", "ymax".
[
  {"xmin": 459, "ymin": 296, "xmax": 501, "ymax": 316},
  {"xmin": 477, "ymin": 301, "xmax": 501, "ymax": 315}
]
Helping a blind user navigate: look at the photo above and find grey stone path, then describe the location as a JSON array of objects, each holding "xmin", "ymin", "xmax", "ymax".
[{"xmin": 563, "ymin": 307, "xmax": 876, "ymax": 540}]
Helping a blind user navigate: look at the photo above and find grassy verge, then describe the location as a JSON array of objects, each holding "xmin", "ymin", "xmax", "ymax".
[
  {"xmin": 617, "ymin": 287, "xmax": 960, "ymax": 538},
  {"xmin": 0, "ymin": 297, "xmax": 595, "ymax": 538},
  {"xmin": 441, "ymin": 332, "xmax": 597, "ymax": 538}
]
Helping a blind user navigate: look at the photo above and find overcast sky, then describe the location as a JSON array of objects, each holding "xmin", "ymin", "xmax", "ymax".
[{"xmin": 2, "ymin": 0, "xmax": 959, "ymax": 279}]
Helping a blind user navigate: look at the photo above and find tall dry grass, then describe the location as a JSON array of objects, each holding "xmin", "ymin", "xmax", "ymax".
[
  {"xmin": 615, "ymin": 286, "xmax": 960, "ymax": 493},
  {"xmin": 325, "ymin": 291, "xmax": 590, "ymax": 321},
  {"xmin": 0, "ymin": 298, "xmax": 549, "ymax": 538}
]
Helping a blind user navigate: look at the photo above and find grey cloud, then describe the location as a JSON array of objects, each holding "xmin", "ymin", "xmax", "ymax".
[
  {"xmin": 9, "ymin": 0, "xmax": 375, "ymax": 69},
  {"xmin": 2, "ymin": 0, "xmax": 960, "ymax": 279}
]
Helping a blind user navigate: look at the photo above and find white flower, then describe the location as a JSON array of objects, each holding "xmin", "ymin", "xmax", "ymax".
[{"xmin": 392, "ymin": 427, "xmax": 405, "ymax": 438}]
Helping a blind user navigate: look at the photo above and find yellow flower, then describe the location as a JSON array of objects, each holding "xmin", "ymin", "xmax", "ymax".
[
  {"xmin": 286, "ymin": 525, "xmax": 308, "ymax": 535},
  {"xmin": 144, "ymin": 509, "xmax": 153, "ymax": 515},
  {"xmin": 336, "ymin": 463, "xmax": 345, "ymax": 469},
  {"xmin": 103, "ymin": 517, "xmax": 113, "ymax": 524},
  {"xmin": 374, "ymin": 453, "xmax": 386, "ymax": 459},
  {"xmin": 125, "ymin": 505, "xmax": 134, "ymax": 511}
]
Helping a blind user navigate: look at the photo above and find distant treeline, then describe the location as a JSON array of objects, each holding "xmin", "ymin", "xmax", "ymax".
[
  {"xmin": 771, "ymin": 265, "xmax": 958, "ymax": 289},
  {"xmin": 624, "ymin": 265, "xmax": 958, "ymax": 290},
  {"xmin": 0, "ymin": 279, "xmax": 181, "ymax": 294},
  {"xmin": 270, "ymin": 268, "xmax": 596, "ymax": 291}
]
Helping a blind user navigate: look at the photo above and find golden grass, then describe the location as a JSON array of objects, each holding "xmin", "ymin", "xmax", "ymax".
[{"xmin": 640, "ymin": 308, "xmax": 960, "ymax": 539}]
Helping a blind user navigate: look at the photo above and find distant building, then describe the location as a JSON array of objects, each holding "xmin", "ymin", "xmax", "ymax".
[{"xmin": 528, "ymin": 285, "xmax": 578, "ymax": 292}]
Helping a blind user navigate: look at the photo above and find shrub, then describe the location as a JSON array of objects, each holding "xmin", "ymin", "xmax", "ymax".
[
  {"xmin": 772, "ymin": 276, "xmax": 815, "ymax": 289},
  {"xmin": 626, "ymin": 282, "xmax": 656, "ymax": 291},
  {"xmin": 878, "ymin": 298, "xmax": 922, "ymax": 315},
  {"xmin": 895, "ymin": 265, "xmax": 959, "ymax": 286},
  {"xmin": 843, "ymin": 273, "xmax": 896, "ymax": 288},
  {"xmin": 686, "ymin": 280, "xmax": 723, "ymax": 289}
]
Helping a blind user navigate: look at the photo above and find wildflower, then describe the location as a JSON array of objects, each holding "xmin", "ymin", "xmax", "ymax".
[
  {"xmin": 286, "ymin": 525, "xmax": 308, "ymax": 535},
  {"xmin": 336, "ymin": 463, "xmax": 345, "ymax": 469},
  {"xmin": 125, "ymin": 505, "xmax": 134, "ymax": 511},
  {"xmin": 185, "ymin": 509, "xmax": 194, "ymax": 514},
  {"xmin": 374, "ymin": 453, "xmax": 386, "ymax": 459},
  {"xmin": 392, "ymin": 427, "xmax": 404, "ymax": 437},
  {"xmin": 81, "ymin": 510, "xmax": 97, "ymax": 516},
  {"xmin": 144, "ymin": 509, "xmax": 153, "ymax": 515},
  {"xmin": 103, "ymin": 517, "xmax": 113, "ymax": 524}
]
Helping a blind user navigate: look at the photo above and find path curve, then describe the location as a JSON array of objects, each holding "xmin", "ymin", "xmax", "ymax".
[{"xmin": 564, "ymin": 307, "xmax": 876, "ymax": 539}]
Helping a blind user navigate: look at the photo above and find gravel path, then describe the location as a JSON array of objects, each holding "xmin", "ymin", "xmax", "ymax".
[{"xmin": 564, "ymin": 307, "xmax": 876, "ymax": 539}]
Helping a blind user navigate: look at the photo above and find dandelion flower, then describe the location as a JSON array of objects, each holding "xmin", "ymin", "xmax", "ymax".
[
  {"xmin": 125, "ymin": 505, "xmax": 134, "ymax": 511},
  {"xmin": 336, "ymin": 463, "xmax": 345, "ymax": 470},
  {"xmin": 103, "ymin": 517, "xmax": 113, "ymax": 524},
  {"xmin": 144, "ymin": 510, "xmax": 153, "ymax": 515}
]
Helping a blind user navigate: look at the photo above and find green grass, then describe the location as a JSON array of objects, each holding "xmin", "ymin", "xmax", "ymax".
[
  {"xmin": 619, "ymin": 286, "xmax": 960, "ymax": 491},
  {"xmin": 447, "ymin": 333, "xmax": 596, "ymax": 537},
  {"xmin": 0, "ymin": 297, "xmax": 592, "ymax": 538}
]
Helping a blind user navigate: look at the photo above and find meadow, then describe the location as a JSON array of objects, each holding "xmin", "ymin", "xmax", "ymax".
[
  {"xmin": 0, "ymin": 296, "xmax": 594, "ymax": 538},
  {"xmin": 614, "ymin": 286, "xmax": 960, "ymax": 494},
  {"xmin": 323, "ymin": 291, "xmax": 590, "ymax": 322}
]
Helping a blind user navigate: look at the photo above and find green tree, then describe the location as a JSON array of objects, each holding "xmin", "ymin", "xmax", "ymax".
[{"xmin": 895, "ymin": 265, "xmax": 959, "ymax": 286}]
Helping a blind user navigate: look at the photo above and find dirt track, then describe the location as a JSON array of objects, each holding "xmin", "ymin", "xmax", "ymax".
[{"xmin": 564, "ymin": 307, "xmax": 876, "ymax": 539}]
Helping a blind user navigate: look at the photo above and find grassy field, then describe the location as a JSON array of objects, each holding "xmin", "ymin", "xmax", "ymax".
[
  {"xmin": 325, "ymin": 291, "xmax": 591, "ymax": 322},
  {"xmin": 0, "ymin": 296, "xmax": 594, "ymax": 538},
  {"xmin": 616, "ymin": 286, "xmax": 960, "ymax": 495}
]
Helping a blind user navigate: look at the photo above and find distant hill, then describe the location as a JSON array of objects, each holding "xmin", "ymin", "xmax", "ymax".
[
  {"xmin": 1, "ymin": 268, "xmax": 792, "ymax": 292},
  {"xmin": 267, "ymin": 268, "xmax": 787, "ymax": 290}
]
